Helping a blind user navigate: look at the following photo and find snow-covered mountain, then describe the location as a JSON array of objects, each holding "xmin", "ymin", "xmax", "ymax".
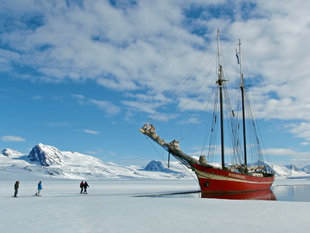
[
  {"xmin": 1, "ymin": 143, "xmax": 310, "ymax": 180},
  {"xmin": 28, "ymin": 143, "xmax": 67, "ymax": 166},
  {"xmin": 1, "ymin": 148, "xmax": 23, "ymax": 157},
  {"xmin": 145, "ymin": 160, "xmax": 171, "ymax": 172},
  {"xmin": 0, "ymin": 143, "xmax": 193, "ymax": 180},
  {"xmin": 271, "ymin": 163, "xmax": 308, "ymax": 177},
  {"xmin": 302, "ymin": 165, "xmax": 310, "ymax": 174}
]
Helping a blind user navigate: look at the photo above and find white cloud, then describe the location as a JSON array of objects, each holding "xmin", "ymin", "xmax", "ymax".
[
  {"xmin": 265, "ymin": 148, "xmax": 310, "ymax": 157},
  {"xmin": 301, "ymin": 142, "xmax": 309, "ymax": 146},
  {"xmin": 89, "ymin": 99, "xmax": 121, "ymax": 115},
  {"xmin": 178, "ymin": 117, "xmax": 201, "ymax": 125},
  {"xmin": 0, "ymin": 0, "xmax": 206, "ymax": 93},
  {"xmin": 72, "ymin": 94, "xmax": 86, "ymax": 102},
  {"xmin": 83, "ymin": 129, "xmax": 100, "ymax": 135},
  {"xmin": 122, "ymin": 91, "xmax": 178, "ymax": 121},
  {"xmin": 32, "ymin": 95, "xmax": 43, "ymax": 100},
  {"xmin": 289, "ymin": 122, "xmax": 310, "ymax": 142},
  {"xmin": 72, "ymin": 94, "xmax": 121, "ymax": 115},
  {"xmin": 1, "ymin": 136, "xmax": 26, "ymax": 142},
  {"xmin": 1, "ymin": 0, "xmax": 310, "ymax": 140}
]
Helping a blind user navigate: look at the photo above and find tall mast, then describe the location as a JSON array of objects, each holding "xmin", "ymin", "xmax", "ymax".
[
  {"xmin": 238, "ymin": 39, "xmax": 247, "ymax": 166},
  {"xmin": 217, "ymin": 29, "xmax": 225, "ymax": 169}
]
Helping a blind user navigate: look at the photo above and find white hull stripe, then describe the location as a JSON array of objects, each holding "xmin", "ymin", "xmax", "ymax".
[{"xmin": 194, "ymin": 169, "xmax": 273, "ymax": 185}]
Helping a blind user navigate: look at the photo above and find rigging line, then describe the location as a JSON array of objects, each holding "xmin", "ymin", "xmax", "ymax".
[
  {"xmin": 176, "ymin": 52, "xmax": 216, "ymax": 96},
  {"xmin": 144, "ymin": 135, "xmax": 169, "ymax": 167},
  {"xmin": 234, "ymin": 52, "xmax": 258, "ymax": 164},
  {"xmin": 173, "ymin": 57, "xmax": 217, "ymax": 141},
  {"xmin": 244, "ymin": 91, "xmax": 265, "ymax": 163},
  {"xmin": 207, "ymin": 88, "xmax": 219, "ymax": 162},
  {"xmin": 199, "ymin": 86, "xmax": 218, "ymax": 156},
  {"xmin": 177, "ymin": 55, "xmax": 216, "ymax": 106},
  {"xmin": 244, "ymin": 94, "xmax": 257, "ymax": 164},
  {"xmin": 223, "ymin": 84, "xmax": 243, "ymax": 165},
  {"xmin": 174, "ymin": 156, "xmax": 199, "ymax": 183},
  {"xmin": 236, "ymin": 47, "xmax": 269, "ymax": 165},
  {"xmin": 177, "ymin": 82, "xmax": 217, "ymax": 142},
  {"xmin": 147, "ymin": 52, "xmax": 215, "ymax": 124},
  {"xmin": 245, "ymin": 90, "xmax": 272, "ymax": 163},
  {"xmin": 145, "ymin": 135, "xmax": 198, "ymax": 182},
  {"xmin": 176, "ymin": 51, "xmax": 214, "ymax": 97}
]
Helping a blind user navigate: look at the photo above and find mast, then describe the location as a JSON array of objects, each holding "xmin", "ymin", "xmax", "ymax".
[
  {"xmin": 216, "ymin": 29, "xmax": 225, "ymax": 169},
  {"xmin": 237, "ymin": 39, "xmax": 247, "ymax": 167}
]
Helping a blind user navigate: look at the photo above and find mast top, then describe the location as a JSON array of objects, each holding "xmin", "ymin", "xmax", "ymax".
[
  {"xmin": 237, "ymin": 39, "xmax": 244, "ymax": 87},
  {"xmin": 216, "ymin": 29, "xmax": 226, "ymax": 87},
  {"xmin": 217, "ymin": 29, "xmax": 221, "ymax": 69}
]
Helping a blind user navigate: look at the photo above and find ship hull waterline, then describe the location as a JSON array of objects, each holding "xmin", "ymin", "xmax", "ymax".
[{"xmin": 191, "ymin": 163, "xmax": 275, "ymax": 193}]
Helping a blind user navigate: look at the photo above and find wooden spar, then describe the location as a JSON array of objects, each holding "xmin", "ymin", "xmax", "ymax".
[
  {"xmin": 218, "ymin": 65, "xmax": 225, "ymax": 169},
  {"xmin": 139, "ymin": 123, "xmax": 199, "ymax": 168},
  {"xmin": 238, "ymin": 39, "xmax": 248, "ymax": 167},
  {"xmin": 168, "ymin": 152, "xmax": 170, "ymax": 168},
  {"xmin": 217, "ymin": 29, "xmax": 225, "ymax": 169}
]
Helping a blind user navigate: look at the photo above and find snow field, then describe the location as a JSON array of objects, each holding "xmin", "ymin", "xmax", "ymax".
[{"xmin": 1, "ymin": 179, "xmax": 310, "ymax": 233}]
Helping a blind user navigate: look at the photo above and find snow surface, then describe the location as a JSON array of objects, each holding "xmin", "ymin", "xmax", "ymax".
[
  {"xmin": 1, "ymin": 143, "xmax": 310, "ymax": 232},
  {"xmin": 1, "ymin": 178, "xmax": 310, "ymax": 233}
]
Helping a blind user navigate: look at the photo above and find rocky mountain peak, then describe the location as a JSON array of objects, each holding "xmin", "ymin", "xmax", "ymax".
[
  {"xmin": 145, "ymin": 160, "xmax": 168, "ymax": 172},
  {"xmin": 28, "ymin": 143, "xmax": 65, "ymax": 166}
]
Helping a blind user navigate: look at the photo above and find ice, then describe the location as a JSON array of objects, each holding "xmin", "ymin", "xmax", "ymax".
[
  {"xmin": 1, "ymin": 178, "xmax": 310, "ymax": 233},
  {"xmin": 1, "ymin": 144, "xmax": 310, "ymax": 232}
]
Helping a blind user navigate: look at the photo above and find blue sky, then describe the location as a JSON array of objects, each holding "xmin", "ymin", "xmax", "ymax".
[{"xmin": 1, "ymin": 0, "xmax": 310, "ymax": 166}]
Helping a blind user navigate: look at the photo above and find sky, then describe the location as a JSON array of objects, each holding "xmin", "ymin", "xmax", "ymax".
[{"xmin": 1, "ymin": 0, "xmax": 310, "ymax": 166}]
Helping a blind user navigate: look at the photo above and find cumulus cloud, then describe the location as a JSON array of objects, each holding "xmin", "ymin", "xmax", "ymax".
[
  {"xmin": 1, "ymin": 136, "xmax": 26, "ymax": 142},
  {"xmin": 289, "ymin": 122, "xmax": 310, "ymax": 143},
  {"xmin": 72, "ymin": 94, "xmax": 121, "ymax": 115},
  {"xmin": 266, "ymin": 148, "xmax": 310, "ymax": 157},
  {"xmin": 2, "ymin": 0, "xmax": 310, "ymax": 138}
]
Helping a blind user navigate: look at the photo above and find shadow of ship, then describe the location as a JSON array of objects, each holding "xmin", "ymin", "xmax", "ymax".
[{"xmin": 201, "ymin": 189, "xmax": 276, "ymax": 200}]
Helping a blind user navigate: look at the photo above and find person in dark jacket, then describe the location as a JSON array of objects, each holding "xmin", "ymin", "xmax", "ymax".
[
  {"xmin": 83, "ymin": 181, "xmax": 89, "ymax": 194},
  {"xmin": 14, "ymin": 181, "xmax": 19, "ymax": 197},
  {"xmin": 80, "ymin": 181, "xmax": 84, "ymax": 194}
]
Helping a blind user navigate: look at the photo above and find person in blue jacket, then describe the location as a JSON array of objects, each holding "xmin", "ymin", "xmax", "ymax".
[{"xmin": 35, "ymin": 181, "xmax": 42, "ymax": 196}]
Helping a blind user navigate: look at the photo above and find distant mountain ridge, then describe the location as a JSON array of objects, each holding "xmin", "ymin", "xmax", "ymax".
[
  {"xmin": 0, "ymin": 143, "xmax": 192, "ymax": 180},
  {"xmin": 1, "ymin": 148, "xmax": 23, "ymax": 157},
  {"xmin": 271, "ymin": 163, "xmax": 308, "ymax": 177},
  {"xmin": 1, "ymin": 143, "xmax": 310, "ymax": 180}
]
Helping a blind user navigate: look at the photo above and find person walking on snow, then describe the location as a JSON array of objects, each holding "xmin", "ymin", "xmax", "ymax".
[
  {"xmin": 14, "ymin": 181, "xmax": 19, "ymax": 197},
  {"xmin": 35, "ymin": 181, "xmax": 42, "ymax": 196},
  {"xmin": 80, "ymin": 181, "xmax": 84, "ymax": 194},
  {"xmin": 83, "ymin": 181, "xmax": 89, "ymax": 194}
]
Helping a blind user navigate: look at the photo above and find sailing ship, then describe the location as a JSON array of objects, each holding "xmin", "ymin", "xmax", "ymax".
[{"xmin": 140, "ymin": 30, "xmax": 275, "ymax": 194}]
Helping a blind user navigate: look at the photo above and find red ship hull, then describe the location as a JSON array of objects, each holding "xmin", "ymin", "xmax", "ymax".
[{"xmin": 191, "ymin": 164, "xmax": 274, "ymax": 193}]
